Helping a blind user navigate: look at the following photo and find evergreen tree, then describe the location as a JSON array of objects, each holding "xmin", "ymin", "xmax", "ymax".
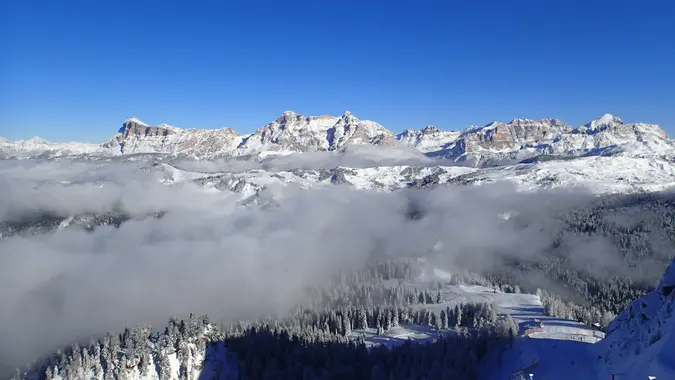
[
  {"xmin": 341, "ymin": 313, "xmax": 352, "ymax": 336},
  {"xmin": 455, "ymin": 305, "xmax": 463, "ymax": 327},
  {"xmin": 440, "ymin": 309, "xmax": 448, "ymax": 330}
]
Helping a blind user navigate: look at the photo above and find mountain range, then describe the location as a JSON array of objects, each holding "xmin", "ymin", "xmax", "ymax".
[{"xmin": 2, "ymin": 112, "xmax": 672, "ymax": 166}]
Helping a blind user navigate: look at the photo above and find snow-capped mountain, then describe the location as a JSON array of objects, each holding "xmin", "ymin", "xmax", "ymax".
[
  {"xmin": 237, "ymin": 110, "xmax": 396, "ymax": 156},
  {"xmin": 102, "ymin": 117, "xmax": 242, "ymax": 158},
  {"xmin": 429, "ymin": 114, "xmax": 672, "ymax": 166},
  {"xmin": 3, "ymin": 112, "xmax": 671, "ymax": 165},
  {"xmin": 0, "ymin": 137, "xmax": 104, "ymax": 158},
  {"xmin": 98, "ymin": 111, "xmax": 396, "ymax": 159},
  {"xmin": 592, "ymin": 258, "xmax": 675, "ymax": 379}
]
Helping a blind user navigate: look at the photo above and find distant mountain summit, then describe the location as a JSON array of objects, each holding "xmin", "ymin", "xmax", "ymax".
[
  {"xmin": 100, "ymin": 111, "xmax": 396, "ymax": 159},
  {"xmin": 1, "ymin": 112, "xmax": 671, "ymax": 165},
  {"xmin": 102, "ymin": 117, "xmax": 241, "ymax": 158},
  {"xmin": 236, "ymin": 110, "xmax": 396, "ymax": 156}
]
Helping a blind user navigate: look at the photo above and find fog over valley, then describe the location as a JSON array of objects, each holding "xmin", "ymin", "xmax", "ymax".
[{"xmin": 2, "ymin": 153, "xmax": 675, "ymax": 379}]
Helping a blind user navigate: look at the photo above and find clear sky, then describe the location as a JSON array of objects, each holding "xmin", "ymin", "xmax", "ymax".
[{"xmin": 1, "ymin": 0, "xmax": 674, "ymax": 143}]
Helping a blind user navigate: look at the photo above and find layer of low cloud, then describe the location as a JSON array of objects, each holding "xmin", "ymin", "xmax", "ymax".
[
  {"xmin": 0, "ymin": 157, "xmax": 641, "ymax": 370},
  {"xmin": 170, "ymin": 144, "xmax": 457, "ymax": 174}
]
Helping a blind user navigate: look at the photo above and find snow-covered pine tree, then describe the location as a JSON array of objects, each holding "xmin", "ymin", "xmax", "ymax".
[
  {"xmin": 341, "ymin": 313, "xmax": 352, "ymax": 336},
  {"xmin": 455, "ymin": 305, "xmax": 463, "ymax": 327},
  {"xmin": 440, "ymin": 309, "xmax": 448, "ymax": 330}
]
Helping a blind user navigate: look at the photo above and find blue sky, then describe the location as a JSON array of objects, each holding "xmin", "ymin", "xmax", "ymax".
[{"xmin": 1, "ymin": 0, "xmax": 674, "ymax": 142}]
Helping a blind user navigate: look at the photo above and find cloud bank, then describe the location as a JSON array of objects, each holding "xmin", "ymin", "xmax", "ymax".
[
  {"xmin": 0, "ymin": 157, "xmax": 627, "ymax": 370},
  {"xmin": 169, "ymin": 144, "xmax": 458, "ymax": 174}
]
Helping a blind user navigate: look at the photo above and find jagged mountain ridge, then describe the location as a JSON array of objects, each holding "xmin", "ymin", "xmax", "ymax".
[
  {"xmin": 101, "ymin": 111, "xmax": 397, "ymax": 159},
  {"xmin": 1, "ymin": 112, "xmax": 671, "ymax": 165}
]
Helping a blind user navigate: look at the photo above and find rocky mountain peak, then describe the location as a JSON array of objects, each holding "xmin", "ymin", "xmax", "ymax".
[
  {"xmin": 119, "ymin": 117, "xmax": 177, "ymax": 139},
  {"xmin": 580, "ymin": 113, "xmax": 625, "ymax": 132},
  {"xmin": 339, "ymin": 110, "xmax": 357, "ymax": 124},
  {"xmin": 421, "ymin": 125, "xmax": 441, "ymax": 134},
  {"xmin": 576, "ymin": 114, "xmax": 669, "ymax": 142},
  {"xmin": 277, "ymin": 111, "xmax": 301, "ymax": 124},
  {"xmin": 123, "ymin": 117, "xmax": 148, "ymax": 127},
  {"xmin": 232, "ymin": 111, "xmax": 395, "ymax": 155},
  {"xmin": 589, "ymin": 113, "xmax": 624, "ymax": 127}
]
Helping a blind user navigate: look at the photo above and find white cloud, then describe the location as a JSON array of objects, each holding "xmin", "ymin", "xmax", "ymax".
[{"xmin": 0, "ymin": 158, "xmax": 614, "ymax": 369}]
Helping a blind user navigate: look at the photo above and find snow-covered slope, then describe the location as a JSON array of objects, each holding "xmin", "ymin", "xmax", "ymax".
[
  {"xmin": 592, "ymin": 258, "xmax": 675, "ymax": 379},
  {"xmin": 478, "ymin": 259, "xmax": 675, "ymax": 380},
  {"xmin": 446, "ymin": 154, "xmax": 675, "ymax": 193},
  {"xmin": 158, "ymin": 154, "xmax": 675, "ymax": 198},
  {"xmin": 396, "ymin": 125, "xmax": 461, "ymax": 153}
]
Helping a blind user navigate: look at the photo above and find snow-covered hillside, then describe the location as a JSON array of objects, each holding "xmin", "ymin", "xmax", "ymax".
[
  {"xmin": 151, "ymin": 154, "xmax": 675, "ymax": 198},
  {"xmin": 14, "ymin": 261, "xmax": 632, "ymax": 380},
  {"xmin": 591, "ymin": 258, "xmax": 675, "ymax": 379}
]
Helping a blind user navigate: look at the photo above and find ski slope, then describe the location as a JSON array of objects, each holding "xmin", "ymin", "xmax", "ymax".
[{"xmin": 401, "ymin": 265, "xmax": 608, "ymax": 380}]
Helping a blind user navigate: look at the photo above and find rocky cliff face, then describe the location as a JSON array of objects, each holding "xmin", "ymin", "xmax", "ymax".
[
  {"xmin": 103, "ymin": 118, "xmax": 243, "ymax": 158},
  {"xmin": 117, "ymin": 118, "xmax": 178, "ymax": 139}
]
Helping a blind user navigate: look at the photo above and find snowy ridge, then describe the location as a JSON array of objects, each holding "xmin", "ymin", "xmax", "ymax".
[
  {"xmin": 0, "ymin": 137, "xmax": 104, "ymax": 158},
  {"xmin": 592, "ymin": 258, "xmax": 675, "ymax": 379}
]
